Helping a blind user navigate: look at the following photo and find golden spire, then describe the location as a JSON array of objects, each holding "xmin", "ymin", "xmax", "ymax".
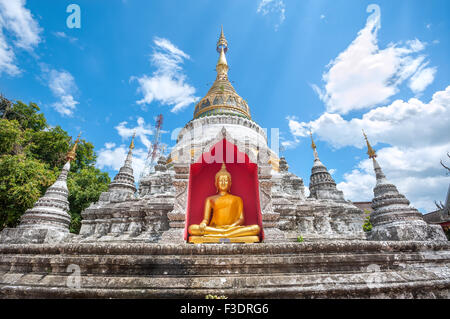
[
  {"xmin": 309, "ymin": 131, "xmax": 316, "ymax": 150},
  {"xmin": 129, "ymin": 131, "xmax": 136, "ymax": 150},
  {"xmin": 363, "ymin": 130, "xmax": 377, "ymax": 159},
  {"xmin": 192, "ymin": 26, "xmax": 251, "ymax": 120},
  {"xmin": 217, "ymin": 25, "xmax": 228, "ymax": 53},
  {"xmin": 216, "ymin": 26, "xmax": 229, "ymax": 80},
  {"xmin": 66, "ymin": 132, "xmax": 81, "ymax": 162},
  {"xmin": 309, "ymin": 131, "xmax": 320, "ymax": 161}
]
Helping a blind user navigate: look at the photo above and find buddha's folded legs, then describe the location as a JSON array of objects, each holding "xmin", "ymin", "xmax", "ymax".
[
  {"xmin": 188, "ymin": 225, "xmax": 230, "ymax": 235},
  {"xmin": 189, "ymin": 224, "xmax": 240, "ymax": 235},
  {"xmin": 204, "ymin": 225, "xmax": 260, "ymax": 238}
]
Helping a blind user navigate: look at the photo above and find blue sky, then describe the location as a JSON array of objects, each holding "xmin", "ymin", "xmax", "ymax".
[{"xmin": 0, "ymin": 0, "xmax": 449, "ymax": 212}]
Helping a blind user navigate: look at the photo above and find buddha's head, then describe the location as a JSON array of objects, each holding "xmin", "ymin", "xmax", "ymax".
[{"xmin": 215, "ymin": 163, "xmax": 231, "ymax": 192}]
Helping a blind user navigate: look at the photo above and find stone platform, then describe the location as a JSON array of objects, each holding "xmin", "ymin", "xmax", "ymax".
[{"xmin": 0, "ymin": 241, "xmax": 449, "ymax": 299}]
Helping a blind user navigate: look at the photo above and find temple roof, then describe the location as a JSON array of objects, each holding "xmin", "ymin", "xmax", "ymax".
[{"xmin": 193, "ymin": 27, "xmax": 251, "ymax": 120}]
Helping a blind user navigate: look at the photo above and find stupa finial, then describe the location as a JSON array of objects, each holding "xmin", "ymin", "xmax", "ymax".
[
  {"xmin": 362, "ymin": 130, "xmax": 377, "ymax": 159},
  {"xmin": 66, "ymin": 132, "xmax": 81, "ymax": 162},
  {"xmin": 216, "ymin": 26, "xmax": 229, "ymax": 80},
  {"xmin": 309, "ymin": 131, "xmax": 320, "ymax": 161},
  {"xmin": 217, "ymin": 25, "xmax": 228, "ymax": 53},
  {"xmin": 309, "ymin": 131, "xmax": 316, "ymax": 150},
  {"xmin": 129, "ymin": 131, "xmax": 136, "ymax": 150}
]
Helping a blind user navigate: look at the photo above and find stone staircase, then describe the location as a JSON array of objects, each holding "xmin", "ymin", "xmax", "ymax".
[{"xmin": 0, "ymin": 241, "xmax": 449, "ymax": 298}]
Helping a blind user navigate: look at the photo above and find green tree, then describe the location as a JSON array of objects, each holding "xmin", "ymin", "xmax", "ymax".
[
  {"xmin": 0, "ymin": 119, "xmax": 22, "ymax": 154},
  {"xmin": 0, "ymin": 154, "xmax": 57, "ymax": 229},
  {"xmin": 0, "ymin": 96, "xmax": 110, "ymax": 233},
  {"xmin": 363, "ymin": 209, "xmax": 373, "ymax": 232},
  {"xmin": 1, "ymin": 99, "xmax": 46, "ymax": 131},
  {"xmin": 67, "ymin": 166, "xmax": 110, "ymax": 233}
]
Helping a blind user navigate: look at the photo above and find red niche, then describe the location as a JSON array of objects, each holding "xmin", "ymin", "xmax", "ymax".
[{"xmin": 184, "ymin": 138, "xmax": 264, "ymax": 241}]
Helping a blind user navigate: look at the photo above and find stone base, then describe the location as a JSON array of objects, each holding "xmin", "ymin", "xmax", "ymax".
[
  {"xmin": 0, "ymin": 241, "xmax": 449, "ymax": 298},
  {"xmin": 262, "ymin": 228, "xmax": 286, "ymax": 242},
  {"xmin": 188, "ymin": 236, "xmax": 259, "ymax": 244},
  {"xmin": 283, "ymin": 231, "xmax": 367, "ymax": 242},
  {"xmin": 159, "ymin": 228, "xmax": 186, "ymax": 243},
  {"xmin": 73, "ymin": 233, "xmax": 155, "ymax": 243},
  {"xmin": 368, "ymin": 221, "xmax": 448, "ymax": 241},
  {"xmin": 0, "ymin": 227, "xmax": 72, "ymax": 244}
]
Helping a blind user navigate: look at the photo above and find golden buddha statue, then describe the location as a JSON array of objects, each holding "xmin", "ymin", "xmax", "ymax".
[{"xmin": 188, "ymin": 163, "xmax": 261, "ymax": 244}]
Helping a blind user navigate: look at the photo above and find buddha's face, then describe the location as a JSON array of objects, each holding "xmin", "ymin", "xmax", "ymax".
[{"xmin": 216, "ymin": 174, "xmax": 231, "ymax": 192}]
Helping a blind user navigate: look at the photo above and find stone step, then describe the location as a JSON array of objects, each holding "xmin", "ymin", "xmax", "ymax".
[
  {"xmin": 0, "ymin": 241, "xmax": 449, "ymax": 298},
  {"xmin": 1, "ymin": 267, "xmax": 448, "ymax": 289},
  {"xmin": 1, "ymin": 271, "xmax": 449, "ymax": 299},
  {"xmin": 1, "ymin": 251, "xmax": 448, "ymax": 276}
]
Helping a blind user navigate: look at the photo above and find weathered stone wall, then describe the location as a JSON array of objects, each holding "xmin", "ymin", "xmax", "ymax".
[
  {"xmin": 274, "ymin": 199, "xmax": 366, "ymax": 241},
  {"xmin": 77, "ymin": 196, "xmax": 173, "ymax": 243},
  {"xmin": 77, "ymin": 155, "xmax": 175, "ymax": 243},
  {"xmin": 1, "ymin": 241, "xmax": 448, "ymax": 298}
]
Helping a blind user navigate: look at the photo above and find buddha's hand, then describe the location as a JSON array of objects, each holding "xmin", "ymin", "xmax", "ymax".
[{"xmin": 199, "ymin": 222, "xmax": 207, "ymax": 234}]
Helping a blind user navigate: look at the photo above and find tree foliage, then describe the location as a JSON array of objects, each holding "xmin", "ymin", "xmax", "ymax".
[
  {"xmin": 0, "ymin": 96, "xmax": 110, "ymax": 233},
  {"xmin": 67, "ymin": 168, "xmax": 109, "ymax": 233},
  {"xmin": 362, "ymin": 209, "xmax": 373, "ymax": 232}
]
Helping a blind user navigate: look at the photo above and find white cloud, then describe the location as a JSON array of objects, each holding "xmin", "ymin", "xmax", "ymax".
[
  {"xmin": 132, "ymin": 37, "xmax": 199, "ymax": 112},
  {"xmin": 53, "ymin": 31, "xmax": 78, "ymax": 44},
  {"xmin": 288, "ymin": 86, "xmax": 450, "ymax": 212},
  {"xmin": 115, "ymin": 117, "xmax": 154, "ymax": 149},
  {"xmin": 0, "ymin": 0, "xmax": 41, "ymax": 50},
  {"xmin": 337, "ymin": 145, "xmax": 450, "ymax": 212},
  {"xmin": 286, "ymin": 5, "xmax": 447, "ymax": 212},
  {"xmin": 281, "ymin": 139, "xmax": 299, "ymax": 149},
  {"xmin": 257, "ymin": 0, "xmax": 286, "ymax": 30},
  {"xmin": 96, "ymin": 143, "xmax": 147, "ymax": 181},
  {"xmin": 97, "ymin": 117, "xmax": 158, "ymax": 180},
  {"xmin": 313, "ymin": 4, "xmax": 435, "ymax": 114},
  {"xmin": 0, "ymin": 29, "xmax": 19, "ymax": 75},
  {"xmin": 288, "ymin": 86, "xmax": 450, "ymax": 149},
  {"xmin": 280, "ymin": 119, "xmax": 302, "ymax": 150},
  {"xmin": 153, "ymin": 37, "xmax": 189, "ymax": 66},
  {"xmin": 337, "ymin": 168, "xmax": 375, "ymax": 203},
  {"xmin": 41, "ymin": 67, "xmax": 79, "ymax": 116},
  {"xmin": 409, "ymin": 66, "xmax": 436, "ymax": 93},
  {"xmin": 97, "ymin": 144, "xmax": 129, "ymax": 172},
  {"xmin": 0, "ymin": 0, "xmax": 41, "ymax": 75}
]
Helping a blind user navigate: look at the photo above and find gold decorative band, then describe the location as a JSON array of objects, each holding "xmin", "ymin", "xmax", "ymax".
[{"xmin": 194, "ymin": 104, "xmax": 251, "ymax": 119}]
